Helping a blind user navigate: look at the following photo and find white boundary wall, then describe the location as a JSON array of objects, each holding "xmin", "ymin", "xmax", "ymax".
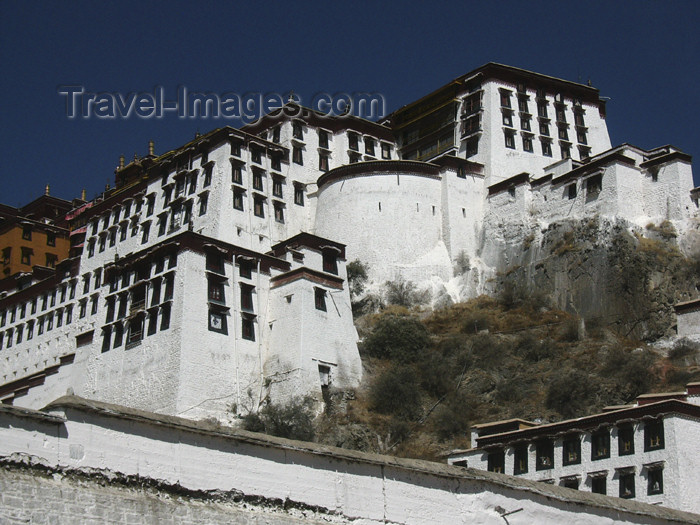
[{"xmin": 1, "ymin": 397, "xmax": 698, "ymax": 525}]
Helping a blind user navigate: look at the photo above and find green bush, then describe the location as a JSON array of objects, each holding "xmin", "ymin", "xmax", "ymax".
[
  {"xmin": 514, "ymin": 334, "xmax": 557, "ymax": 362},
  {"xmin": 347, "ymin": 260, "xmax": 369, "ymax": 300},
  {"xmin": 461, "ymin": 310, "xmax": 489, "ymax": 334},
  {"xmin": 432, "ymin": 393, "xmax": 473, "ymax": 441},
  {"xmin": 242, "ymin": 396, "xmax": 316, "ymax": 441},
  {"xmin": 362, "ymin": 315, "xmax": 430, "ymax": 362},
  {"xmin": 419, "ymin": 352, "xmax": 454, "ymax": 398},
  {"xmin": 385, "ymin": 277, "xmax": 422, "ymax": 307},
  {"xmin": 369, "ymin": 365, "xmax": 421, "ymax": 420},
  {"xmin": 546, "ymin": 369, "xmax": 598, "ymax": 419}
]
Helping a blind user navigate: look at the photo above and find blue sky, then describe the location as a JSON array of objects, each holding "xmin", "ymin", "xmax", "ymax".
[{"xmin": 1, "ymin": 1, "xmax": 699, "ymax": 206}]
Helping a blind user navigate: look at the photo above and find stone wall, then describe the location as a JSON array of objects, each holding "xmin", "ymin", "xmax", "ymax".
[{"xmin": 1, "ymin": 397, "xmax": 698, "ymax": 525}]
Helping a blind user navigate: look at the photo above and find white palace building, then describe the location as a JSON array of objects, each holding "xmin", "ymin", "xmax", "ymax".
[{"xmin": 0, "ymin": 63, "xmax": 698, "ymax": 421}]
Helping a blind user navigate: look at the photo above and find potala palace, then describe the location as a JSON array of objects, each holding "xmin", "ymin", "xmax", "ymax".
[{"xmin": 0, "ymin": 63, "xmax": 698, "ymax": 423}]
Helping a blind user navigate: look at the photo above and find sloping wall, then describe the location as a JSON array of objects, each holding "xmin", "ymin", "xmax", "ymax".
[{"xmin": 1, "ymin": 397, "xmax": 698, "ymax": 525}]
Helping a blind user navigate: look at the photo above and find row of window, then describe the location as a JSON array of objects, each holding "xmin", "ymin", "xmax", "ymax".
[
  {"xmin": 0, "ymin": 302, "xmax": 82, "ymax": 350},
  {"xmin": 101, "ymin": 302, "xmax": 171, "ymax": 352},
  {"xmin": 1, "ymin": 246, "xmax": 58, "ymax": 269},
  {"xmin": 486, "ymin": 420, "xmax": 664, "ymax": 477},
  {"xmin": 87, "ymin": 194, "xmax": 207, "ymax": 257},
  {"xmin": 556, "ymin": 467, "xmax": 663, "ymax": 498},
  {"xmin": 1, "ymin": 280, "xmax": 79, "ymax": 329},
  {"xmin": 20, "ymin": 226, "xmax": 57, "ymax": 246}
]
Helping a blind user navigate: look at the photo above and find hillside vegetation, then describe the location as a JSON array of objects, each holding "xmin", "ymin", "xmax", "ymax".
[{"xmin": 244, "ymin": 221, "xmax": 700, "ymax": 462}]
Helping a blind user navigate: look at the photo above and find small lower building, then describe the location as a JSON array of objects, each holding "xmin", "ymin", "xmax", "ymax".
[{"xmin": 446, "ymin": 384, "xmax": 700, "ymax": 514}]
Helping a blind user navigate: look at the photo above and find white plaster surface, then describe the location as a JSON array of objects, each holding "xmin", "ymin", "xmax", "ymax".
[{"xmin": 1, "ymin": 399, "xmax": 698, "ymax": 525}]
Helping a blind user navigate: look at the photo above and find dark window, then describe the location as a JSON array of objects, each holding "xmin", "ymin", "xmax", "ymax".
[
  {"xmin": 539, "ymin": 122, "xmax": 549, "ymax": 136},
  {"xmin": 46, "ymin": 253, "xmax": 57, "ymax": 268},
  {"xmin": 513, "ymin": 445, "xmax": 528, "ymax": 475},
  {"xmin": 315, "ymin": 287, "xmax": 327, "ymax": 311},
  {"xmin": 577, "ymin": 130, "xmax": 587, "ymax": 145},
  {"xmin": 241, "ymin": 313, "xmax": 255, "ymax": 340},
  {"xmin": 151, "ymin": 280, "xmax": 161, "ymax": 306},
  {"xmin": 233, "ymin": 190, "xmax": 244, "ymax": 211},
  {"xmin": 562, "ymin": 478, "xmax": 579, "ymax": 490},
  {"xmin": 240, "ymin": 283, "xmax": 254, "ymax": 311},
  {"xmin": 206, "ymin": 252, "xmax": 225, "ymax": 274},
  {"xmin": 647, "ymin": 468, "xmax": 663, "ymax": 495},
  {"xmin": 292, "ymin": 121, "xmax": 303, "ymax": 140},
  {"xmin": 348, "ymin": 132, "xmax": 359, "ymax": 151},
  {"xmin": 88, "ymin": 239, "xmax": 95, "ymax": 257},
  {"xmin": 79, "ymin": 300, "xmax": 87, "ymax": 319},
  {"xmin": 230, "ymin": 140, "xmax": 241, "ymax": 157},
  {"xmin": 541, "ymin": 141, "xmax": 552, "ymax": 157},
  {"xmin": 618, "ymin": 425, "xmax": 635, "ymax": 456},
  {"xmin": 504, "ymin": 131, "xmax": 516, "ymax": 149},
  {"xmin": 164, "ymin": 273, "xmax": 174, "ymax": 301},
  {"xmin": 568, "ymin": 184, "xmax": 577, "ymax": 200},
  {"xmin": 188, "ymin": 172, "xmax": 197, "ymax": 194},
  {"xmin": 113, "ymin": 323, "xmax": 123, "ymax": 347},
  {"xmin": 592, "ymin": 429, "xmax": 610, "ymax": 460},
  {"xmin": 253, "ymin": 170, "xmax": 263, "ymax": 191},
  {"xmin": 365, "ymin": 138, "xmax": 375, "ymax": 156},
  {"xmin": 147, "ymin": 310, "xmax": 158, "ymax": 335},
  {"xmin": 537, "ymin": 102, "xmax": 548, "ymax": 118},
  {"xmin": 199, "ymin": 194, "xmax": 208, "ymax": 216},
  {"xmin": 105, "ymin": 297, "xmax": 115, "ymax": 323},
  {"xmin": 318, "ymin": 129, "xmax": 329, "ymax": 149},
  {"xmin": 273, "ymin": 202, "xmax": 285, "ymax": 223},
  {"xmin": 253, "ymin": 196, "xmax": 265, "ymax": 218},
  {"xmin": 294, "ymin": 185, "xmax": 304, "ymax": 206},
  {"xmin": 208, "ymin": 280, "xmax": 225, "ymax": 304},
  {"xmin": 536, "ymin": 440, "xmax": 554, "ymax": 470},
  {"xmin": 381, "ymin": 143, "xmax": 391, "ymax": 160},
  {"xmin": 487, "ymin": 450, "xmax": 505, "ymax": 473},
  {"xmin": 127, "ymin": 316, "xmax": 144, "ymax": 346},
  {"xmin": 591, "ymin": 476, "xmax": 607, "ymax": 495},
  {"xmin": 271, "ymin": 155, "xmax": 281, "ymax": 171},
  {"xmin": 21, "ymin": 247, "xmax": 31, "ymax": 265},
  {"xmin": 619, "ymin": 472, "xmax": 635, "ymax": 499},
  {"xmin": 232, "ymin": 165, "xmax": 242, "ymax": 185},
  {"xmin": 272, "ymin": 177, "xmax": 283, "ymax": 198},
  {"xmin": 22, "ymin": 226, "xmax": 32, "ymax": 240},
  {"xmin": 521, "ymin": 118, "xmax": 531, "ymax": 131},
  {"xmin": 203, "ymin": 165, "xmax": 212, "ymax": 187},
  {"xmin": 158, "ymin": 216, "xmax": 167, "ymax": 236},
  {"xmin": 47, "ymin": 232, "xmax": 56, "ymax": 246},
  {"xmin": 120, "ymin": 224, "xmax": 127, "ymax": 241},
  {"xmin": 574, "ymin": 111, "xmax": 585, "ymax": 127},
  {"xmin": 293, "ymin": 146, "xmax": 303, "ymax": 165},
  {"xmin": 239, "ymin": 259, "xmax": 253, "ymax": 279},
  {"xmin": 272, "ymin": 126, "xmax": 280, "ymax": 144},
  {"xmin": 160, "ymin": 303, "xmax": 171, "ymax": 330},
  {"xmin": 518, "ymin": 96, "xmax": 529, "ymax": 113},
  {"xmin": 556, "ymin": 106, "xmax": 567, "ymax": 123},
  {"xmin": 644, "ymin": 420, "xmax": 664, "ymax": 451},
  {"xmin": 500, "ymin": 90, "xmax": 511, "ymax": 108},
  {"xmin": 141, "ymin": 223, "xmax": 150, "ymax": 244},
  {"xmin": 102, "ymin": 326, "xmax": 112, "ymax": 352},
  {"xmin": 319, "ymin": 154, "xmax": 329, "ymax": 172},
  {"xmin": 323, "ymin": 251, "xmax": 338, "ymax": 274},
  {"xmin": 586, "ymin": 174, "xmax": 602, "ymax": 196},
  {"xmin": 147, "ymin": 195, "xmax": 155, "ymax": 216},
  {"xmin": 523, "ymin": 136, "xmax": 533, "ymax": 153},
  {"xmin": 502, "ymin": 112, "xmax": 513, "ymax": 127},
  {"xmin": 466, "ymin": 137, "xmax": 479, "ymax": 157},
  {"xmin": 563, "ymin": 435, "xmax": 581, "ymax": 465}
]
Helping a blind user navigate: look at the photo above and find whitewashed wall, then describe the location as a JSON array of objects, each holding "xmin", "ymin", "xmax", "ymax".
[{"xmin": 1, "ymin": 399, "xmax": 697, "ymax": 525}]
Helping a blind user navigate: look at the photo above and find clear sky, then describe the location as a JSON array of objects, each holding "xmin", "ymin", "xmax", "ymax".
[{"xmin": 1, "ymin": 1, "xmax": 699, "ymax": 206}]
